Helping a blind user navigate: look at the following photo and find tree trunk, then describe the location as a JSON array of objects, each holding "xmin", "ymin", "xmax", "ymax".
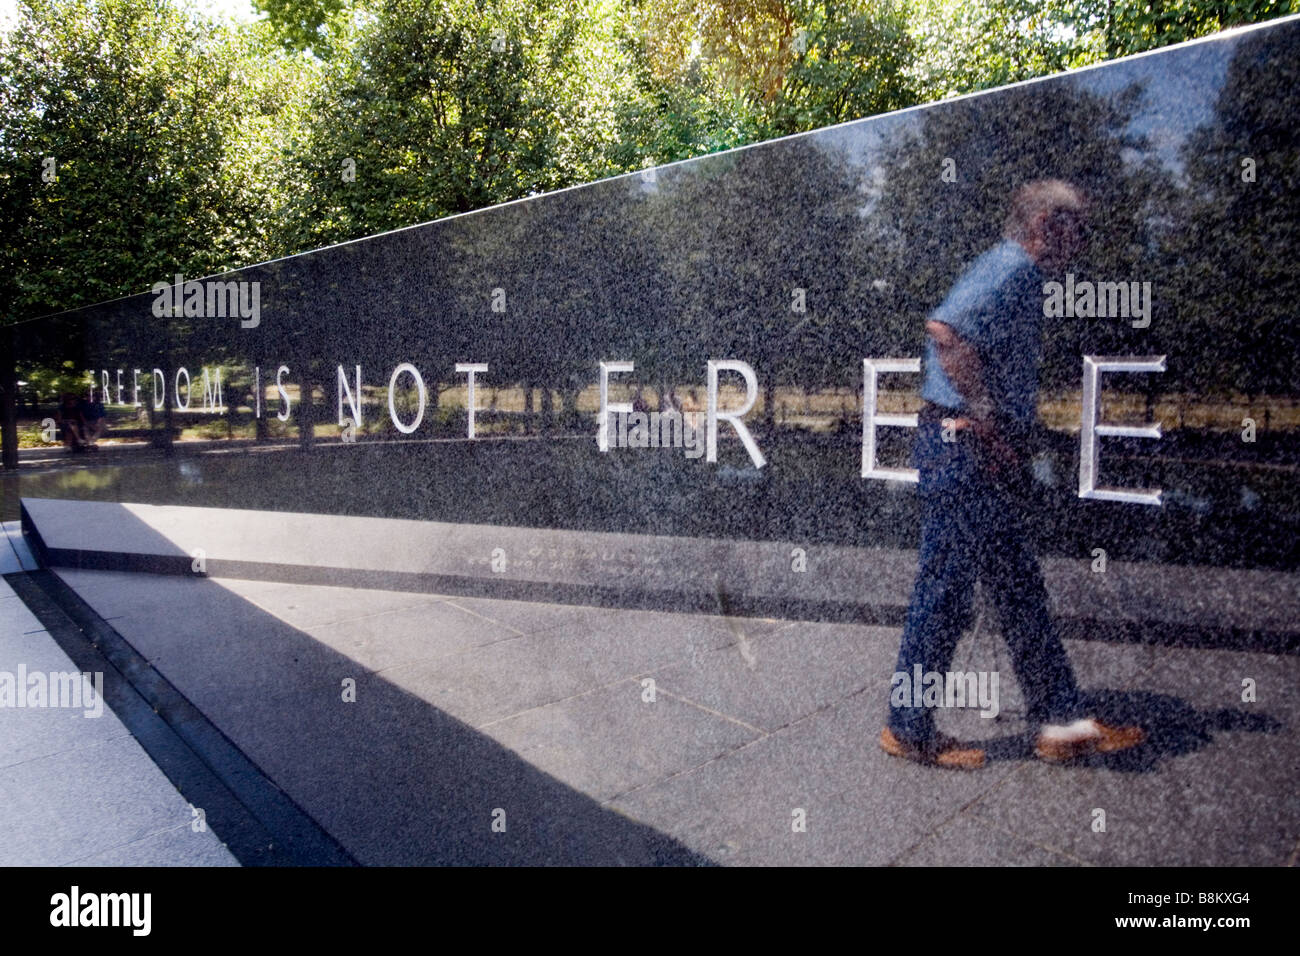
[
  {"xmin": 255, "ymin": 362, "xmax": 269, "ymax": 441},
  {"xmin": 298, "ymin": 361, "xmax": 315, "ymax": 451},
  {"xmin": 1, "ymin": 327, "xmax": 17, "ymax": 470},
  {"xmin": 540, "ymin": 385, "xmax": 554, "ymax": 435}
]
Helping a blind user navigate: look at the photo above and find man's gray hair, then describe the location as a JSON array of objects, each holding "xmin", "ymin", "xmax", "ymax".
[{"xmin": 1004, "ymin": 179, "xmax": 1086, "ymax": 241}]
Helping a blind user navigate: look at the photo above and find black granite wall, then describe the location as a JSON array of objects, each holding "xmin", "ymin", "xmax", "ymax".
[{"xmin": 13, "ymin": 17, "xmax": 1300, "ymax": 570}]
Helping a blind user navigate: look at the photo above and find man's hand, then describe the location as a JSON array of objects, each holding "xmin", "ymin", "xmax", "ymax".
[
  {"xmin": 969, "ymin": 417, "xmax": 1022, "ymax": 479},
  {"xmin": 927, "ymin": 320, "xmax": 992, "ymax": 420},
  {"xmin": 928, "ymin": 320, "xmax": 1023, "ymax": 480}
]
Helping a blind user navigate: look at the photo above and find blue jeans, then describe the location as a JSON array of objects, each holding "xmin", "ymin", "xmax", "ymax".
[{"xmin": 888, "ymin": 421, "xmax": 1085, "ymax": 744}]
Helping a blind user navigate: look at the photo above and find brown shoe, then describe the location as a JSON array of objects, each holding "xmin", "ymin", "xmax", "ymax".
[
  {"xmin": 1035, "ymin": 719, "xmax": 1146, "ymax": 763},
  {"xmin": 1093, "ymin": 721, "xmax": 1146, "ymax": 753},
  {"xmin": 880, "ymin": 727, "xmax": 985, "ymax": 770},
  {"xmin": 1035, "ymin": 733, "xmax": 1096, "ymax": 763}
]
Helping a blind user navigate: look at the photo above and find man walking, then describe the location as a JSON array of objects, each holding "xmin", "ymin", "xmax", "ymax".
[{"xmin": 880, "ymin": 179, "xmax": 1145, "ymax": 769}]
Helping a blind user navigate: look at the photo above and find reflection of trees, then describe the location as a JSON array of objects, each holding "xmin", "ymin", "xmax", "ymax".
[
  {"xmin": 441, "ymin": 199, "xmax": 618, "ymax": 429},
  {"xmin": 1166, "ymin": 25, "xmax": 1300, "ymax": 411},
  {"xmin": 19, "ymin": 18, "xmax": 1300, "ymax": 453},
  {"xmin": 436, "ymin": 139, "xmax": 865, "ymax": 422},
  {"xmin": 867, "ymin": 18, "xmax": 1300, "ymax": 422},
  {"xmin": 867, "ymin": 78, "xmax": 1170, "ymax": 394},
  {"xmin": 619, "ymin": 138, "xmax": 866, "ymax": 411}
]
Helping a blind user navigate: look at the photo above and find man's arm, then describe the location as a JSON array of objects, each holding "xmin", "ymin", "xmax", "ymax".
[
  {"xmin": 926, "ymin": 320, "xmax": 993, "ymax": 421},
  {"xmin": 926, "ymin": 320, "xmax": 1020, "ymax": 469}
]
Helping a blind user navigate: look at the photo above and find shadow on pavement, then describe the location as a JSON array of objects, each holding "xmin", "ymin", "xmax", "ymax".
[
  {"xmin": 978, "ymin": 689, "xmax": 1281, "ymax": 770},
  {"xmin": 29, "ymin": 566, "xmax": 715, "ymax": 866}
]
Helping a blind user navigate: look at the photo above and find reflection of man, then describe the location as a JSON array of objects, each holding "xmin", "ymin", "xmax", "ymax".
[
  {"xmin": 880, "ymin": 180, "xmax": 1145, "ymax": 769},
  {"xmin": 78, "ymin": 395, "xmax": 107, "ymax": 448},
  {"xmin": 55, "ymin": 393, "xmax": 86, "ymax": 451}
]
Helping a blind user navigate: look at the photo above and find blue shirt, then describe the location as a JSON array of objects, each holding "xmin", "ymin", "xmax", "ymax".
[{"xmin": 919, "ymin": 239, "xmax": 1044, "ymax": 426}]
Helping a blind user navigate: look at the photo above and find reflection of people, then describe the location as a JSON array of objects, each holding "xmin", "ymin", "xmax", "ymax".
[
  {"xmin": 79, "ymin": 395, "xmax": 106, "ymax": 448},
  {"xmin": 631, "ymin": 386, "xmax": 651, "ymax": 414},
  {"xmin": 55, "ymin": 393, "xmax": 86, "ymax": 452},
  {"xmin": 880, "ymin": 180, "xmax": 1145, "ymax": 769}
]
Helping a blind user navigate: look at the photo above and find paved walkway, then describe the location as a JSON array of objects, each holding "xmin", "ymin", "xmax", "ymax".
[
  {"xmin": 9, "ymin": 564, "xmax": 1294, "ymax": 866},
  {"xmin": 0, "ymin": 568, "xmax": 237, "ymax": 866}
]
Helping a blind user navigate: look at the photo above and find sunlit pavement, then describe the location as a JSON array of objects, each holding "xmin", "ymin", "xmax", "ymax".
[
  {"xmin": 0, "ymin": 572, "xmax": 237, "ymax": 866},
  {"xmin": 5, "ymin": 564, "xmax": 1295, "ymax": 866}
]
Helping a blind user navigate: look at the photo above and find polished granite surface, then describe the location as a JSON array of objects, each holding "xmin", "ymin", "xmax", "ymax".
[{"xmin": 10, "ymin": 20, "xmax": 1300, "ymax": 579}]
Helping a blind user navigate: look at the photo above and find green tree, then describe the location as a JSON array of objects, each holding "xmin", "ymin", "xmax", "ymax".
[
  {"xmin": 619, "ymin": 0, "xmax": 916, "ymax": 153},
  {"xmin": 905, "ymin": 0, "xmax": 1298, "ymax": 103},
  {"xmin": 0, "ymin": 0, "xmax": 316, "ymax": 324},
  {"xmin": 254, "ymin": 0, "xmax": 352, "ymax": 57},
  {"xmin": 906, "ymin": 0, "xmax": 1083, "ymax": 100},
  {"xmin": 278, "ymin": 0, "xmax": 638, "ymax": 251},
  {"xmin": 1073, "ymin": 0, "xmax": 1297, "ymax": 60}
]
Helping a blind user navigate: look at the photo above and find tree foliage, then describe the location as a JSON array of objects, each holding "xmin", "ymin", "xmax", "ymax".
[
  {"xmin": 254, "ymin": 0, "xmax": 351, "ymax": 56},
  {"xmin": 0, "ymin": 0, "xmax": 317, "ymax": 323},
  {"xmin": 2, "ymin": 0, "xmax": 1295, "ymax": 320},
  {"xmin": 277, "ymin": 0, "xmax": 637, "ymax": 250}
]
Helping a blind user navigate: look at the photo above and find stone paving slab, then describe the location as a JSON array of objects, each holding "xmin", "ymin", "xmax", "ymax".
[
  {"xmin": 67, "ymin": 819, "xmax": 243, "ymax": 867},
  {"xmin": 896, "ymin": 812, "xmax": 1082, "ymax": 867},
  {"xmin": 607, "ymin": 689, "xmax": 1025, "ymax": 866},
  {"xmin": 53, "ymin": 573, "xmax": 723, "ymax": 864},
  {"xmin": 484, "ymin": 678, "xmax": 761, "ymax": 802},
  {"xmin": 648, "ymin": 621, "xmax": 882, "ymax": 734},
  {"xmin": 0, "ymin": 576, "xmax": 238, "ymax": 867}
]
